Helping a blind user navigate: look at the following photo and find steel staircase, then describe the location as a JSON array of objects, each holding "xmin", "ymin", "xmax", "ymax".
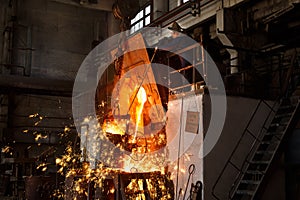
[
  {"xmin": 212, "ymin": 50, "xmax": 300, "ymax": 200},
  {"xmin": 230, "ymin": 98, "xmax": 300, "ymax": 200},
  {"xmin": 212, "ymin": 96, "xmax": 300, "ymax": 200}
]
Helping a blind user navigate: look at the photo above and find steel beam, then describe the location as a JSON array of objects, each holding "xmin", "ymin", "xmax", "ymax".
[
  {"xmin": 51, "ymin": 0, "xmax": 113, "ymax": 12},
  {"xmin": 0, "ymin": 75, "xmax": 73, "ymax": 96}
]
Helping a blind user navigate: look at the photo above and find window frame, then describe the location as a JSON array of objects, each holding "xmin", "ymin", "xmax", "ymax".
[
  {"xmin": 130, "ymin": 2, "xmax": 153, "ymax": 34},
  {"xmin": 181, "ymin": 0, "xmax": 190, "ymax": 4}
]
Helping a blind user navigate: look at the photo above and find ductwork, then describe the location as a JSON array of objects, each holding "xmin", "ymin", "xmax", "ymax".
[{"xmin": 216, "ymin": 9, "xmax": 238, "ymax": 74}]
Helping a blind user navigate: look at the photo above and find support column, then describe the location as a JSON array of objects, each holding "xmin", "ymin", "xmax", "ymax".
[{"xmin": 107, "ymin": 12, "xmax": 120, "ymax": 37}]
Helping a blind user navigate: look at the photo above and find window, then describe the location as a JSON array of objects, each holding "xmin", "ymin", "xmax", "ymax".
[{"xmin": 130, "ymin": 4, "xmax": 152, "ymax": 34}]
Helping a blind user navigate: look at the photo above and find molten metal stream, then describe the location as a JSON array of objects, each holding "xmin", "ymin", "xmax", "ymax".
[{"xmin": 133, "ymin": 86, "xmax": 147, "ymax": 140}]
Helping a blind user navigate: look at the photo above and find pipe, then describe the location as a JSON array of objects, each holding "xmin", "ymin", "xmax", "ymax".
[
  {"xmin": 2, "ymin": 28, "xmax": 11, "ymax": 67},
  {"xmin": 25, "ymin": 26, "xmax": 32, "ymax": 76},
  {"xmin": 0, "ymin": 5, "xmax": 5, "ymax": 73},
  {"xmin": 216, "ymin": 9, "xmax": 239, "ymax": 74},
  {"xmin": 1, "ymin": 1, "xmax": 13, "ymax": 73}
]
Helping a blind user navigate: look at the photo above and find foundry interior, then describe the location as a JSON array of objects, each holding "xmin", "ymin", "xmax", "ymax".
[{"xmin": 0, "ymin": 0, "xmax": 300, "ymax": 200}]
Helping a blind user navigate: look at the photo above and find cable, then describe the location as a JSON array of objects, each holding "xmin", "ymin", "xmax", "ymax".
[{"xmin": 175, "ymin": 97, "xmax": 184, "ymax": 199}]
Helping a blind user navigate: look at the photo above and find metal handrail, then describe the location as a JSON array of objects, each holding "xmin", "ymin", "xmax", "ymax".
[
  {"xmin": 211, "ymin": 99, "xmax": 264, "ymax": 200},
  {"xmin": 230, "ymin": 99, "xmax": 300, "ymax": 199},
  {"xmin": 229, "ymin": 51, "xmax": 298, "ymax": 198},
  {"xmin": 211, "ymin": 98, "xmax": 279, "ymax": 200},
  {"xmin": 212, "ymin": 50, "xmax": 298, "ymax": 200},
  {"xmin": 228, "ymin": 99, "xmax": 279, "ymax": 199}
]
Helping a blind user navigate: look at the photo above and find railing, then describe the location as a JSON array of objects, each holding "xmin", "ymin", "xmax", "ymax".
[
  {"xmin": 211, "ymin": 98, "xmax": 279, "ymax": 200},
  {"xmin": 225, "ymin": 50, "xmax": 296, "ymax": 99},
  {"xmin": 212, "ymin": 50, "xmax": 299, "ymax": 200},
  {"xmin": 228, "ymin": 98, "xmax": 280, "ymax": 199},
  {"xmin": 166, "ymin": 37, "xmax": 206, "ymax": 96}
]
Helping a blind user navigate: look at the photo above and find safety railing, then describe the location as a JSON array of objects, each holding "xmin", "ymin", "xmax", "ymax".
[
  {"xmin": 211, "ymin": 98, "xmax": 279, "ymax": 200},
  {"xmin": 227, "ymin": 98, "xmax": 280, "ymax": 199},
  {"xmin": 212, "ymin": 50, "xmax": 299, "ymax": 200}
]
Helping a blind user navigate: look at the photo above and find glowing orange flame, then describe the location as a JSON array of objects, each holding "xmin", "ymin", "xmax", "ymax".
[{"xmin": 133, "ymin": 86, "xmax": 147, "ymax": 140}]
